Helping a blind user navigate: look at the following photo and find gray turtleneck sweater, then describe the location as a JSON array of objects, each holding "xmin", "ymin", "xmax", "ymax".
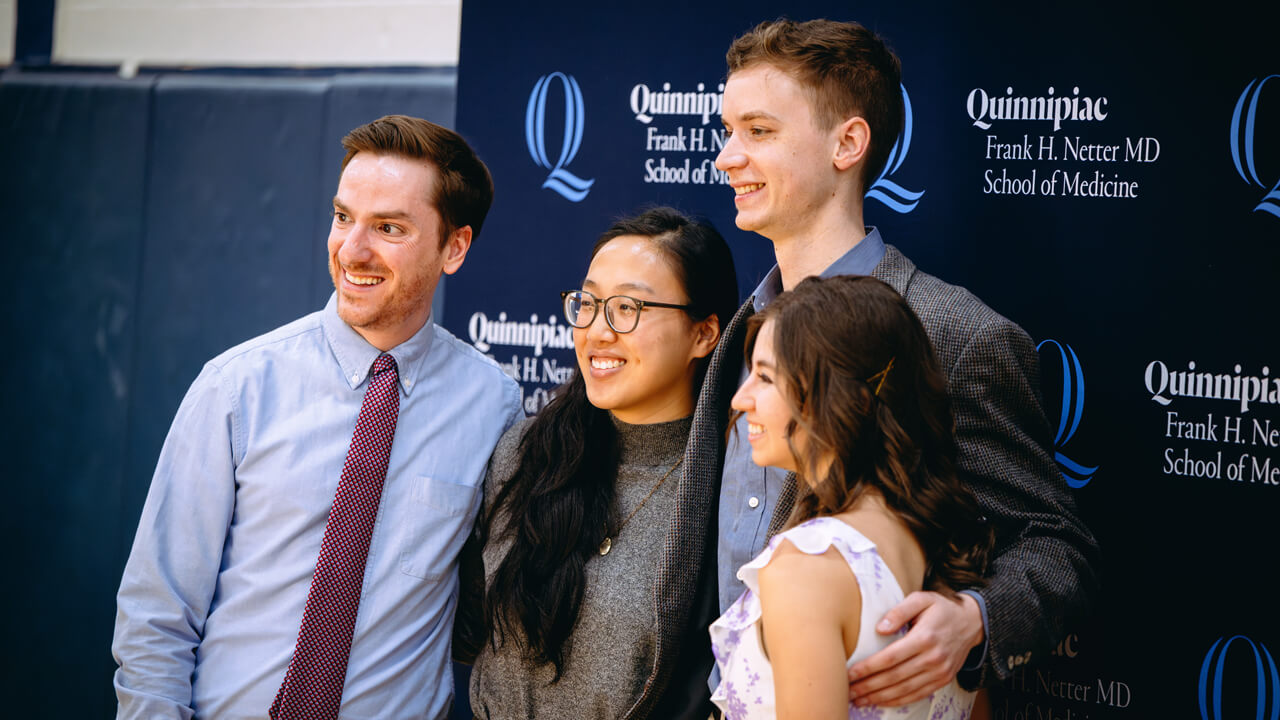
[{"xmin": 469, "ymin": 413, "xmax": 693, "ymax": 720}]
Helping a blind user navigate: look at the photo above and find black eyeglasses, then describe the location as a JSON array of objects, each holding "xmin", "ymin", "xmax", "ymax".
[{"xmin": 561, "ymin": 290, "xmax": 695, "ymax": 334}]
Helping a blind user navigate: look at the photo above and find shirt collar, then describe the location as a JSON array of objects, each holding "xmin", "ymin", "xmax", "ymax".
[
  {"xmin": 751, "ymin": 227, "xmax": 886, "ymax": 311},
  {"xmin": 321, "ymin": 293, "xmax": 436, "ymax": 396}
]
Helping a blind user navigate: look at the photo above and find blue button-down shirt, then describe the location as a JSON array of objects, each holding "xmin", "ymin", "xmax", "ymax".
[
  {"xmin": 717, "ymin": 229, "xmax": 887, "ymax": 613},
  {"xmin": 113, "ymin": 295, "xmax": 522, "ymax": 720}
]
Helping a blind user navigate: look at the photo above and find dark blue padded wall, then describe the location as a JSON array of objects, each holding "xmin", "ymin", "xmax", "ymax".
[
  {"xmin": 120, "ymin": 75, "xmax": 334, "ymax": 552},
  {"xmin": 0, "ymin": 72, "xmax": 152, "ymax": 713},
  {"xmin": 0, "ymin": 67, "xmax": 459, "ymax": 717}
]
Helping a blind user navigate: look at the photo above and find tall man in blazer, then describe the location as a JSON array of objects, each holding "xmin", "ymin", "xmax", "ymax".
[{"xmin": 693, "ymin": 18, "xmax": 1099, "ymax": 708}]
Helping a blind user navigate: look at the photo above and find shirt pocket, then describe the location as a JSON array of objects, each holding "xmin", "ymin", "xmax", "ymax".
[{"xmin": 398, "ymin": 474, "xmax": 481, "ymax": 581}]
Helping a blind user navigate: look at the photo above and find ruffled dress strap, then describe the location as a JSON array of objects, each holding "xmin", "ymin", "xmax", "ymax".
[
  {"xmin": 746, "ymin": 517, "xmax": 905, "ymax": 657},
  {"xmin": 710, "ymin": 517, "xmax": 905, "ymax": 719}
]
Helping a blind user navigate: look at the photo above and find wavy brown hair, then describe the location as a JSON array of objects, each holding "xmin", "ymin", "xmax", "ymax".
[{"xmin": 743, "ymin": 275, "xmax": 992, "ymax": 592}]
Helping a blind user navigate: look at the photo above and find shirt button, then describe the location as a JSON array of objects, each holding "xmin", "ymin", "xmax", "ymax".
[
  {"xmin": 351, "ymin": 373, "xmax": 360, "ymax": 382},
  {"xmin": 748, "ymin": 496, "xmax": 760, "ymax": 509}
]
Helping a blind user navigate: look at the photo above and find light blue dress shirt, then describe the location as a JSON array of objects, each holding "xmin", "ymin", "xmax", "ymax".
[{"xmin": 112, "ymin": 295, "xmax": 522, "ymax": 720}]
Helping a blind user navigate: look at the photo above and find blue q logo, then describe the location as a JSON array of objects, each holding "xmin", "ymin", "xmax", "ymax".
[
  {"xmin": 866, "ymin": 85, "xmax": 926, "ymax": 213},
  {"xmin": 1230, "ymin": 76, "xmax": 1280, "ymax": 219},
  {"xmin": 1199, "ymin": 636, "xmax": 1280, "ymax": 720},
  {"xmin": 525, "ymin": 73, "xmax": 595, "ymax": 202},
  {"xmin": 1037, "ymin": 340, "xmax": 1098, "ymax": 488}
]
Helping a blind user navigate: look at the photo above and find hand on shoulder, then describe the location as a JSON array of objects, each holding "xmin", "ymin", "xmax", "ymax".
[{"xmin": 847, "ymin": 590, "xmax": 984, "ymax": 707}]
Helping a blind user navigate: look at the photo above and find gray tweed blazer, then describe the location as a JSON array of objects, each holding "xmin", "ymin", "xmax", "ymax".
[
  {"xmin": 870, "ymin": 245, "xmax": 1097, "ymax": 687},
  {"xmin": 638, "ymin": 245, "xmax": 1099, "ymax": 712}
]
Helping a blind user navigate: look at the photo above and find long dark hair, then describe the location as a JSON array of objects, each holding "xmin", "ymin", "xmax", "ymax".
[
  {"xmin": 482, "ymin": 207, "xmax": 738, "ymax": 678},
  {"xmin": 743, "ymin": 275, "xmax": 992, "ymax": 592}
]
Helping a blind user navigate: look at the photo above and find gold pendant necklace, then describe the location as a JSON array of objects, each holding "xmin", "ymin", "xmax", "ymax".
[{"xmin": 599, "ymin": 457, "xmax": 683, "ymax": 556}]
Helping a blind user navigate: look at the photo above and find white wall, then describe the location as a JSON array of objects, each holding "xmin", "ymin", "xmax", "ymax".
[
  {"xmin": 52, "ymin": 0, "xmax": 462, "ymax": 68},
  {"xmin": 1, "ymin": 1, "xmax": 15, "ymax": 64}
]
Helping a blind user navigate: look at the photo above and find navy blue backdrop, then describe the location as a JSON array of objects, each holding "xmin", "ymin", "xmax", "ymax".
[{"xmin": 450, "ymin": 2, "xmax": 1279, "ymax": 719}]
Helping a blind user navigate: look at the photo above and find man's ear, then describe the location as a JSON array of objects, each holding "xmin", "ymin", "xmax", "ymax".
[
  {"xmin": 441, "ymin": 225, "xmax": 473, "ymax": 275},
  {"xmin": 833, "ymin": 116, "xmax": 871, "ymax": 172}
]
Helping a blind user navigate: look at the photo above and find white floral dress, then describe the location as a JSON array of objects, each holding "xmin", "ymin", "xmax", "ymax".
[{"xmin": 710, "ymin": 517, "xmax": 975, "ymax": 720}]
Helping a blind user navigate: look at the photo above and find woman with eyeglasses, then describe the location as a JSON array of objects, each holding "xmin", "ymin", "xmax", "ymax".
[
  {"xmin": 710, "ymin": 275, "xmax": 992, "ymax": 720},
  {"xmin": 461, "ymin": 207, "xmax": 739, "ymax": 719}
]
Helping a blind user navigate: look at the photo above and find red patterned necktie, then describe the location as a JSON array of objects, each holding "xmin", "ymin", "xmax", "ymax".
[{"xmin": 271, "ymin": 353, "xmax": 400, "ymax": 720}]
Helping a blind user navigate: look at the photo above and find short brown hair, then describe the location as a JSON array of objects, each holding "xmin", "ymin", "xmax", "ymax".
[
  {"xmin": 340, "ymin": 114, "xmax": 494, "ymax": 247},
  {"xmin": 727, "ymin": 19, "xmax": 904, "ymax": 192}
]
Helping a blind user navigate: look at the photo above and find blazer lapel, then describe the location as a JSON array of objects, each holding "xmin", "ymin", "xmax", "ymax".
[
  {"xmin": 766, "ymin": 471, "xmax": 798, "ymax": 539},
  {"xmin": 628, "ymin": 297, "xmax": 754, "ymax": 720}
]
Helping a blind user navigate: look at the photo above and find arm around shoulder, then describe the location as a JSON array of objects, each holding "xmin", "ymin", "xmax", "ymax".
[
  {"xmin": 112, "ymin": 364, "xmax": 239, "ymax": 718},
  {"xmin": 948, "ymin": 318, "xmax": 1099, "ymax": 685}
]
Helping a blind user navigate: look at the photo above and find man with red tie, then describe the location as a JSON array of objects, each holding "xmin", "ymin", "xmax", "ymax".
[{"xmin": 112, "ymin": 115, "xmax": 522, "ymax": 720}]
